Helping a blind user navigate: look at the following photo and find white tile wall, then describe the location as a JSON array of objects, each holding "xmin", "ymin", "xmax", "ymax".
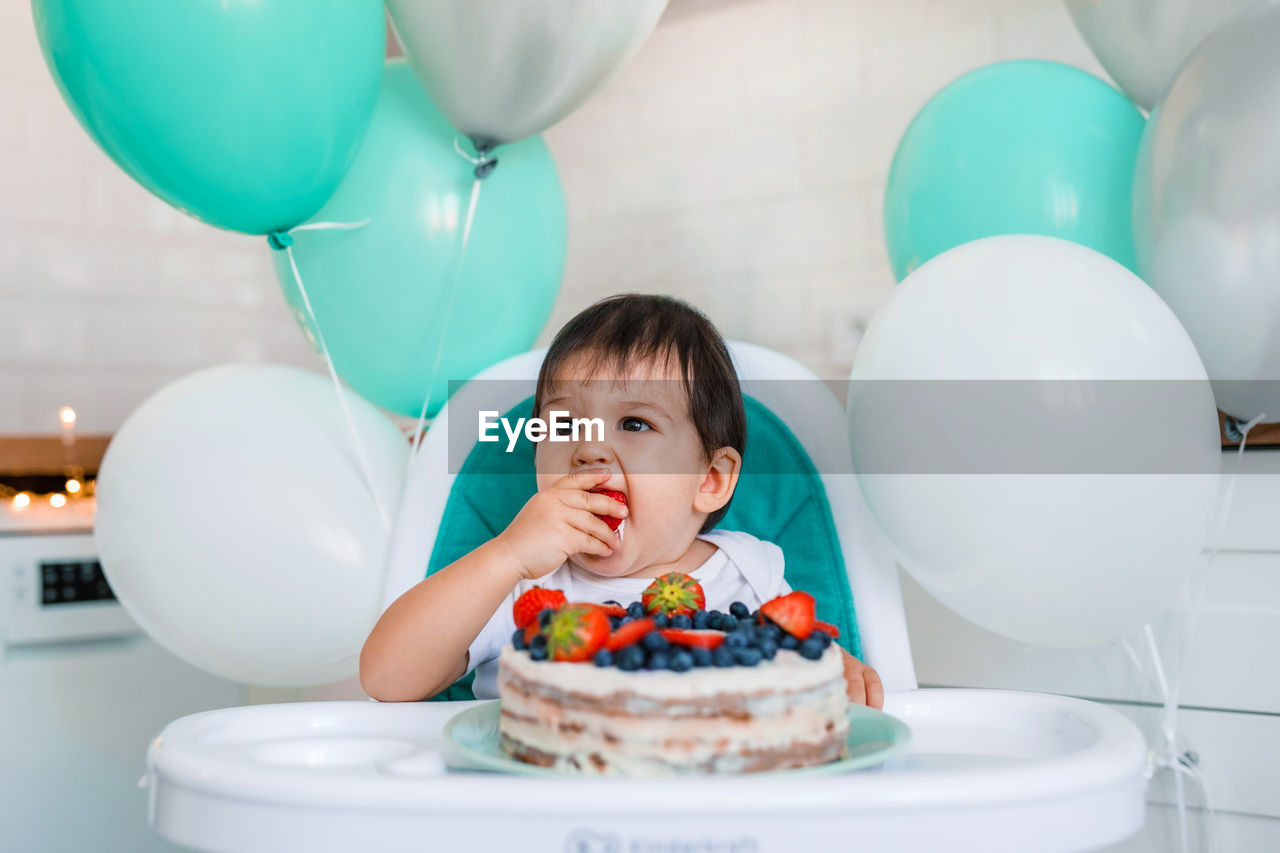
[
  {"xmin": 0, "ymin": 0, "xmax": 1107, "ymax": 436},
  {"xmin": 539, "ymin": 0, "xmax": 1107, "ymax": 374}
]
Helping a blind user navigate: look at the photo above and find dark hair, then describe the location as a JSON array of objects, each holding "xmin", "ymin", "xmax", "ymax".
[{"xmin": 534, "ymin": 294, "xmax": 747, "ymax": 533}]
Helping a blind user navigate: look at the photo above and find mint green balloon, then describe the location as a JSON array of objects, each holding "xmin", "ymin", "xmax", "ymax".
[
  {"xmin": 32, "ymin": 0, "xmax": 384, "ymax": 235},
  {"xmin": 274, "ymin": 62, "xmax": 566, "ymax": 418},
  {"xmin": 884, "ymin": 60, "xmax": 1145, "ymax": 281}
]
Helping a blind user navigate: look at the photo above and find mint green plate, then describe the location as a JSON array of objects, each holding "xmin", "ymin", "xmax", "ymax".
[{"xmin": 444, "ymin": 700, "xmax": 912, "ymax": 777}]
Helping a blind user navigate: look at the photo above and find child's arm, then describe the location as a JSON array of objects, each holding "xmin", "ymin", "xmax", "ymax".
[
  {"xmin": 359, "ymin": 467, "xmax": 625, "ymax": 702},
  {"xmin": 359, "ymin": 537, "xmax": 522, "ymax": 702}
]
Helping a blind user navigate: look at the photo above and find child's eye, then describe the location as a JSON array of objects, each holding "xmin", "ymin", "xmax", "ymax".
[{"xmin": 619, "ymin": 416, "xmax": 652, "ymax": 433}]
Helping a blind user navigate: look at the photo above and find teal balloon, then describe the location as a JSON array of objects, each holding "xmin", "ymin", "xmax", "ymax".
[
  {"xmin": 884, "ymin": 60, "xmax": 1145, "ymax": 281},
  {"xmin": 274, "ymin": 62, "xmax": 566, "ymax": 418},
  {"xmin": 32, "ymin": 0, "xmax": 384, "ymax": 235}
]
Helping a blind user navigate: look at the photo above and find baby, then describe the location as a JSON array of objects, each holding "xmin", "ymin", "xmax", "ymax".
[{"xmin": 360, "ymin": 294, "xmax": 882, "ymax": 708}]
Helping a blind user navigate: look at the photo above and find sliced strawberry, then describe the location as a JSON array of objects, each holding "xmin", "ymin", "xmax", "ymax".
[
  {"xmin": 605, "ymin": 617, "xmax": 655, "ymax": 651},
  {"xmin": 814, "ymin": 620, "xmax": 840, "ymax": 639},
  {"xmin": 592, "ymin": 488, "xmax": 627, "ymax": 532},
  {"xmin": 760, "ymin": 591, "xmax": 817, "ymax": 640},
  {"xmin": 641, "ymin": 572, "xmax": 706, "ymax": 617},
  {"xmin": 659, "ymin": 628, "xmax": 726, "ymax": 650},
  {"xmin": 598, "ymin": 602, "xmax": 628, "ymax": 618},
  {"xmin": 544, "ymin": 604, "xmax": 611, "ymax": 662},
  {"xmin": 512, "ymin": 587, "xmax": 567, "ymax": 630}
]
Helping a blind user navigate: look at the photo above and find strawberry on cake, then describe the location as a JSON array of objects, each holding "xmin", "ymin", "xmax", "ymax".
[{"xmin": 497, "ymin": 573, "xmax": 850, "ymax": 775}]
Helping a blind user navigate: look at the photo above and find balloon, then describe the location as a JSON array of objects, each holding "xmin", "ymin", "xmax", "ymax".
[
  {"xmin": 94, "ymin": 365, "xmax": 408, "ymax": 686},
  {"xmin": 1133, "ymin": 2, "xmax": 1280, "ymax": 424},
  {"xmin": 386, "ymin": 0, "xmax": 668, "ymax": 146},
  {"xmin": 1066, "ymin": 0, "xmax": 1254, "ymax": 111},
  {"xmin": 848, "ymin": 236, "xmax": 1221, "ymax": 648},
  {"xmin": 32, "ymin": 0, "xmax": 384, "ymax": 235},
  {"xmin": 274, "ymin": 62, "xmax": 565, "ymax": 419},
  {"xmin": 884, "ymin": 61, "xmax": 1144, "ymax": 281}
]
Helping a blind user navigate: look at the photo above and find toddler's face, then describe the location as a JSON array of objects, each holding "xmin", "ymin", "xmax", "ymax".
[{"xmin": 534, "ymin": 352, "xmax": 734, "ymax": 578}]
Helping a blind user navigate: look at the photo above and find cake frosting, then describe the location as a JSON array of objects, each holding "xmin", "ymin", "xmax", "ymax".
[{"xmin": 497, "ymin": 642, "xmax": 849, "ymax": 775}]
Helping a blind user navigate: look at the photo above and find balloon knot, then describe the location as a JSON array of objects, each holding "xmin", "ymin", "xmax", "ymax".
[
  {"xmin": 462, "ymin": 137, "xmax": 499, "ymax": 180},
  {"xmin": 1223, "ymin": 412, "xmax": 1268, "ymax": 442},
  {"xmin": 267, "ymin": 230, "xmax": 294, "ymax": 251}
]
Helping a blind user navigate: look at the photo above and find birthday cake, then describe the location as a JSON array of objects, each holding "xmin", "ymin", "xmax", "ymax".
[{"xmin": 497, "ymin": 574, "xmax": 849, "ymax": 775}]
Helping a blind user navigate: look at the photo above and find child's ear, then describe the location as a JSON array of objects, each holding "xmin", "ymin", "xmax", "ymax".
[{"xmin": 693, "ymin": 446, "xmax": 742, "ymax": 515}]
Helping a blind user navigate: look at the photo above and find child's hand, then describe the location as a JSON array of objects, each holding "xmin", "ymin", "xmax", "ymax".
[
  {"xmin": 840, "ymin": 647, "xmax": 884, "ymax": 709},
  {"xmin": 494, "ymin": 467, "xmax": 628, "ymax": 581}
]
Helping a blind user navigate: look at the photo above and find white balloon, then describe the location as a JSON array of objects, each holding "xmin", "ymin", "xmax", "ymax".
[
  {"xmin": 849, "ymin": 236, "xmax": 1221, "ymax": 648},
  {"xmin": 94, "ymin": 365, "xmax": 408, "ymax": 686},
  {"xmin": 387, "ymin": 0, "xmax": 668, "ymax": 146},
  {"xmin": 1133, "ymin": 1, "xmax": 1280, "ymax": 423},
  {"xmin": 1066, "ymin": 0, "xmax": 1254, "ymax": 110}
]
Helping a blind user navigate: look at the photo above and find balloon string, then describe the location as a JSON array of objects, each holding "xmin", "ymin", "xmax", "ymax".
[
  {"xmin": 405, "ymin": 174, "xmax": 483, "ymax": 470},
  {"xmin": 1175, "ymin": 756, "xmax": 1217, "ymax": 850},
  {"xmin": 1130, "ymin": 412, "xmax": 1262, "ymax": 852},
  {"xmin": 401, "ymin": 137, "xmax": 493, "ymax": 466},
  {"xmin": 1119, "ymin": 637, "xmax": 1152, "ymax": 687},
  {"xmin": 1180, "ymin": 412, "xmax": 1264, "ymax": 665},
  {"xmin": 377, "ymin": 175, "xmax": 483, "ymax": 620},
  {"xmin": 1141, "ymin": 625, "xmax": 1218, "ymax": 853},
  {"xmin": 1161, "ymin": 411, "xmax": 1261, "ymax": 754},
  {"xmin": 1142, "ymin": 623, "xmax": 1176, "ymax": 764},
  {"xmin": 273, "ymin": 227, "xmax": 391, "ymax": 531},
  {"xmin": 452, "ymin": 138, "xmax": 483, "ymax": 164}
]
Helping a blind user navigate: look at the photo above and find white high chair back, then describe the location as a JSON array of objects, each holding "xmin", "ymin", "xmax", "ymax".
[{"xmin": 382, "ymin": 341, "xmax": 917, "ymax": 691}]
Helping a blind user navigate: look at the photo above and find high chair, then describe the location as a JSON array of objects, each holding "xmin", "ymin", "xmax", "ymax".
[{"xmin": 145, "ymin": 343, "xmax": 1149, "ymax": 852}]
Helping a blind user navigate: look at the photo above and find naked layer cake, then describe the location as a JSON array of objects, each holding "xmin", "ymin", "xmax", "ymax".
[{"xmin": 496, "ymin": 573, "xmax": 850, "ymax": 775}]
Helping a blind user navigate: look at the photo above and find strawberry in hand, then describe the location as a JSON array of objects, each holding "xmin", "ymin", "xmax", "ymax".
[
  {"xmin": 494, "ymin": 468, "xmax": 627, "ymax": 581},
  {"xmin": 591, "ymin": 488, "xmax": 628, "ymax": 532}
]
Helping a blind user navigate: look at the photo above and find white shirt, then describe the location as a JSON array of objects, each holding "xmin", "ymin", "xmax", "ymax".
[{"xmin": 465, "ymin": 529, "xmax": 791, "ymax": 699}]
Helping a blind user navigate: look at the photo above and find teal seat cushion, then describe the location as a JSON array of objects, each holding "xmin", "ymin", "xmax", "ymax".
[{"xmin": 423, "ymin": 395, "xmax": 860, "ymax": 701}]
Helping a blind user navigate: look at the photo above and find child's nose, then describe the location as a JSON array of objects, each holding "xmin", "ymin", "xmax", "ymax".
[{"xmin": 574, "ymin": 441, "xmax": 615, "ymax": 468}]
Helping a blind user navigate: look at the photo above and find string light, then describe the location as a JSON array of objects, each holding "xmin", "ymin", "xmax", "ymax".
[{"xmin": 2, "ymin": 409, "xmax": 87, "ymax": 511}]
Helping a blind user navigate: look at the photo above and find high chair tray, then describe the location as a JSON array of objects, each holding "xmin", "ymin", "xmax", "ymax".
[{"xmin": 147, "ymin": 688, "xmax": 1147, "ymax": 853}]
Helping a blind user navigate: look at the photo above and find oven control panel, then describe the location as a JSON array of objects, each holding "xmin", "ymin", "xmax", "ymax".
[
  {"xmin": 39, "ymin": 559, "xmax": 116, "ymax": 607},
  {"xmin": 2, "ymin": 530, "xmax": 140, "ymax": 646}
]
